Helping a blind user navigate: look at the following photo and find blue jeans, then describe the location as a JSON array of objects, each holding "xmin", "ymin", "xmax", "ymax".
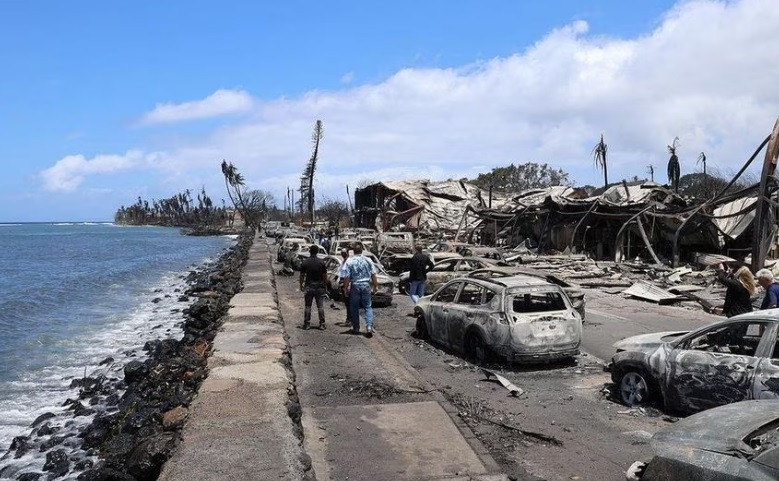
[
  {"xmin": 409, "ymin": 280, "xmax": 426, "ymax": 303},
  {"xmin": 349, "ymin": 283, "xmax": 373, "ymax": 330}
]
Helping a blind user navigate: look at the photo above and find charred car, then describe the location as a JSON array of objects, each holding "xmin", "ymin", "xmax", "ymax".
[
  {"xmin": 398, "ymin": 257, "xmax": 494, "ymax": 294},
  {"xmin": 289, "ymin": 243, "xmax": 329, "ymax": 271},
  {"xmin": 276, "ymin": 237, "xmax": 309, "ymax": 262},
  {"xmin": 609, "ymin": 312, "xmax": 779, "ymax": 412},
  {"xmin": 468, "ymin": 266, "xmax": 585, "ymax": 320},
  {"xmin": 414, "ymin": 275, "xmax": 582, "ymax": 363},
  {"xmin": 386, "ymin": 250, "xmax": 462, "ymax": 276},
  {"xmin": 626, "ymin": 400, "xmax": 779, "ymax": 481},
  {"xmin": 323, "ymin": 254, "xmax": 395, "ymax": 307}
]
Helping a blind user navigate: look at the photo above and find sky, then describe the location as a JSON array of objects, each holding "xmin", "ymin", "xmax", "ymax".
[{"xmin": 1, "ymin": 0, "xmax": 778, "ymax": 222}]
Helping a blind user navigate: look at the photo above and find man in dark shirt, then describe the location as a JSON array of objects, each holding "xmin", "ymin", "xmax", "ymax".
[
  {"xmin": 409, "ymin": 244, "xmax": 435, "ymax": 303},
  {"xmin": 300, "ymin": 244, "xmax": 327, "ymax": 330},
  {"xmin": 756, "ymin": 268, "xmax": 779, "ymax": 309}
]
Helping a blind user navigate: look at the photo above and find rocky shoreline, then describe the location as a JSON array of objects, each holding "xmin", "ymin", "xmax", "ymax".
[{"xmin": 2, "ymin": 231, "xmax": 253, "ymax": 481}]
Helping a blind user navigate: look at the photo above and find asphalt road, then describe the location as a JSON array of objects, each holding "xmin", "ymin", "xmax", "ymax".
[{"xmin": 273, "ymin": 244, "xmax": 728, "ymax": 481}]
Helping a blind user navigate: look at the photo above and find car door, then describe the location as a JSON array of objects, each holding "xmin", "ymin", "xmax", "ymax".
[
  {"xmin": 665, "ymin": 321, "xmax": 771, "ymax": 411},
  {"xmin": 751, "ymin": 323, "xmax": 779, "ymax": 399},
  {"xmin": 427, "ymin": 281, "xmax": 462, "ymax": 347},
  {"xmin": 447, "ymin": 282, "xmax": 490, "ymax": 349}
]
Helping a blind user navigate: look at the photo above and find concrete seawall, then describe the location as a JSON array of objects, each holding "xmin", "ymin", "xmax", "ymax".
[{"xmin": 159, "ymin": 234, "xmax": 309, "ymax": 480}]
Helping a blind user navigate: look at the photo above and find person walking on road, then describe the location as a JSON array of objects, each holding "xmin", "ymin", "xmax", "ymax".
[
  {"xmin": 343, "ymin": 243, "xmax": 378, "ymax": 337},
  {"xmin": 300, "ymin": 244, "xmax": 328, "ymax": 330},
  {"xmin": 335, "ymin": 248, "xmax": 352, "ymax": 326},
  {"xmin": 409, "ymin": 244, "xmax": 434, "ymax": 304},
  {"xmin": 756, "ymin": 269, "xmax": 779, "ymax": 309},
  {"xmin": 716, "ymin": 264, "xmax": 756, "ymax": 317}
]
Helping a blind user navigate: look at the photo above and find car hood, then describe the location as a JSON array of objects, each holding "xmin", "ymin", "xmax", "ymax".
[
  {"xmin": 652, "ymin": 400, "xmax": 779, "ymax": 459},
  {"xmin": 613, "ymin": 331, "xmax": 687, "ymax": 353}
]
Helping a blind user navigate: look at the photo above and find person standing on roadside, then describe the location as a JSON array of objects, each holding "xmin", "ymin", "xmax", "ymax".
[
  {"xmin": 715, "ymin": 264, "xmax": 756, "ymax": 317},
  {"xmin": 343, "ymin": 243, "xmax": 378, "ymax": 337},
  {"xmin": 336, "ymin": 248, "xmax": 352, "ymax": 326},
  {"xmin": 756, "ymin": 269, "xmax": 779, "ymax": 309},
  {"xmin": 409, "ymin": 244, "xmax": 434, "ymax": 304},
  {"xmin": 299, "ymin": 244, "xmax": 328, "ymax": 330}
]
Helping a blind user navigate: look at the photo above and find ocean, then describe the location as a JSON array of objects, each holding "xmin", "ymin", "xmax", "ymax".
[{"xmin": 0, "ymin": 223, "xmax": 235, "ymax": 477}]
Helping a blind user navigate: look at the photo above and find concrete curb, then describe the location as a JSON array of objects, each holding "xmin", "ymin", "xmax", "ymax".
[{"xmin": 159, "ymin": 233, "xmax": 309, "ymax": 481}]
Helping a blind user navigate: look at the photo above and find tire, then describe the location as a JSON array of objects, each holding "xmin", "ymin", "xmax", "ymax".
[
  {"xmin": 618, "ymin": 369, "xmax": 656, "ymax": 407},
  {"xmin": 415, "ymin": 315, "xmax": 429, "ymax": 340},
  {"xmin": 464, "ymin": 331, "xmax": 491, "ymax": 364}
]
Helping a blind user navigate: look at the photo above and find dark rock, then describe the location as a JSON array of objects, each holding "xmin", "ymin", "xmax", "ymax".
[
  {"xmin": 177, "ymin": 295, "xmax": 189, "ymax": 302},
  {"xmin": 123, "ymin": 361, "xmax": 148, "ymax": 384},
  {"xmin": 42, "ymin": 449, "xmax": 69, "ymax": 476},
  {"xmin": 36, "ymin": 423, "xmax": 59, "ymax": 437},
  {"xmin": 161, "ymin": 406, "xmax": 188, "ymax": 430},
  {"xmin": 31, "ymin": 413, "xmax": 56, "ymax": 427},
  {"xmin": 151, "ymin": 298, "xmax": 161, "ymax": 304},
  {"xmin": 16, "ymin": 473, "xmax": 43, "ymax": 481},
  {"xmin": 74, "ymin": 459, "xmax": 94, "ymax": 470},
  {"xmin": 73, "ymin": 403, "xmax": 96, "ymax": 417},
  {"xmin": 11, "ymin": 435, "xmax": 31, "ymax": 458},
  {"xmin": 98, "ymin": 357, "xmax": 114, "ymax": 366},
  {"xmin": 77, "ymin": 466, "xmax": 136, "ymax": 481},
  {"xmin": 126, "ymin": 433, "xmax": 176, "ymax": 480},
  {"xmin": 39, "ymin": 436, "xmax": 65, "ymax": 451}
]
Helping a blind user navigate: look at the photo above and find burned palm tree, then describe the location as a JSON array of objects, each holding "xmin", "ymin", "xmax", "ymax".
[
  {"xmin": 592, "ymin": 134, "xmax": 608, "ymax": 189},
  {"xmin": 667, "ymin": 137, "xmax": 681, "ymax": 193},
  {"xmin": 697, "ymin": 151, "xmax": 707, "ymax": 176},
  {"xmin": 299, "ymin": 120, "xmax": 324, "ymax": 225},
  {"xmin": 647, "ymin": 164, "xmax": 655, "ymax": 182}
]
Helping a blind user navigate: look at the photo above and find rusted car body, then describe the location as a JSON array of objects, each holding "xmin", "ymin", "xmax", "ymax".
[
  {"xmin": 386, "ymin": 250, "xmax": 462, "ymax": 275},
  {"xmin": 323, "ymin": 254, "xmax": 394, "ymax": 306},
  {"xmin": 289, "ymin": 244, "xmax": 329, "ymax": 271},
  {"xmin": 468, "ymin": 266, "xmax": 586, "ymax": 320},
  {"xmin": 398, "ymin": 257, "xmax": 494, "ymax": 293},
  {"xmin": 414, "ymin": 275, "xmax": 582, "ymax": 363},
  {"xmin": 609, "ymin": 311, "xmax": 779, "ymax": 412},
  {"xmin": 276, "ymin": 237, "xmax": 309, "ymax": 262},
  {"xmin": 626, "ymin": 400, "xmax": 779, "ymax": 480}
]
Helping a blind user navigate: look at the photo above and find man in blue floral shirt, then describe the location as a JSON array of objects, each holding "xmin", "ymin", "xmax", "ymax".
[{"xmin": 342, "ymin": 243, "xmax": 379, "ymax": 337}]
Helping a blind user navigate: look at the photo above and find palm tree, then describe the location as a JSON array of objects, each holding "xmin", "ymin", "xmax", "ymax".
[
  {"xmin": 592, "ymin": 134, "xmax": 608, "ymax": 189},
  {"xmin": 221, "ymin": 159, "xmax": 248, "ymax": 220},
  {"xmin": 667, "ymin": 137, "xmax": 681, "ymax": 193},
  {"xmin": 696, "ymin": 151, "xmax": 707, "ymax": 176},
  {"xmin": 299, "ymin": 120, "xmax": 324, "ymax": 225}
]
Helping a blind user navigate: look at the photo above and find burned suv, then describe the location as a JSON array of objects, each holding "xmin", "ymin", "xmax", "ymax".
[{"xmin": 414, "ymin": 275, "xmax": 582, "ymax": 363}]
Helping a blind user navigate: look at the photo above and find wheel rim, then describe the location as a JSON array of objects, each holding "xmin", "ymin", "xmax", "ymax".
[{"xmin": 620, "ymin": 372, "xmax": 648, "ymax": 406}]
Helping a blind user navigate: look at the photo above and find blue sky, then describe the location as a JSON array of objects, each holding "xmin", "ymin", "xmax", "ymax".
[{"xmin": 1, "ymin": 0, "xmax": 776, "ymax": 222}]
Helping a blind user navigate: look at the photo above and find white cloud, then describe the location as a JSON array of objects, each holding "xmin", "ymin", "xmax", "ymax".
[
  {"xmin": 41, "ymin": 0, "xmax": 779, "ymax": 205},
  {"xmin": 340, "ymin": 72, "xmax": 355, "ymax": 84},
  {"xmin": 138, "ymin": 89, "xmax": 254, "ymax": 125},
  {"xmin": 40, "ymin": 150, "xmax": 159, "ymax": 192}
]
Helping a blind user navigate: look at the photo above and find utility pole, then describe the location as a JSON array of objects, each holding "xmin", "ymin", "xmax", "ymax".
[{"xmin": 752, "ymin": 118, "xmax": 779, "ymax": 272}]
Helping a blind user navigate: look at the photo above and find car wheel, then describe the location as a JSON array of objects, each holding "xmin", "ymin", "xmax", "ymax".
[
  {"xmin": 415, "ymin": 315, "xmax": 429, "ymax": 340},
  {"xmin": 464, "ymin": 332, "xmax": 490, "ymax": 364},
  {"xmin": 619, "ymin": 370, "xmax": 654, "ymax": 407}
]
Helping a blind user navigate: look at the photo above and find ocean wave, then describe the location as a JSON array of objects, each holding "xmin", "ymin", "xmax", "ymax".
[{"xmin": 0, "ymin": 223, "xmax": 22, "ymax": 226}]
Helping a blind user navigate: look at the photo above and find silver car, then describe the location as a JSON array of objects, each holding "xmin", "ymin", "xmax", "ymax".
[
  {"xmin": 609, "ymin": 311, "xmax": 779, "ymax": 412},
  {"xmin": 324, "ymin": 255, "xmax": 395, "ymax": 307},
  {"xmin": 414, "ymin": 275, "xmax": 582, "ymax": 363}
]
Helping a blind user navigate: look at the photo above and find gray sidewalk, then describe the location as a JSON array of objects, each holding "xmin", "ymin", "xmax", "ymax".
[{"xmin": 159, "ymin": 235, "xmax": 309, "ymax": 480}]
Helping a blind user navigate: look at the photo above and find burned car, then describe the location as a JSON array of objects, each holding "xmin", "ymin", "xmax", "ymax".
[
  {"xmin": 609, "ymin": 312, "xmax": 779, "ymax": 412},
  {"xmin": 323, "ymin": 254, "xmax": 395, "ymax": 307},
  {"xmin": 386, "ymin": 250, "xmax": 462, "ymax": 275},
  {"xmin": 398, "ymin": 256, "xmax": 495, "ymax": 294},
  {"xmin": 276, "ymin": 237, "xmax": 308, "ymax": 262},
  {"xmin": 626, "ymin": 400, "xmax": 779, "ymax": 481},
  {"xmin": 414, "ymin": 275, "xmax": 582, "ymax": 363},
  {"xmin": 289, "ymin": 243, "xmax": 328, "ymax": 271},
  {"xmin": 468, "ymin": 266, "xmax": 585, "ymax": 320}
]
